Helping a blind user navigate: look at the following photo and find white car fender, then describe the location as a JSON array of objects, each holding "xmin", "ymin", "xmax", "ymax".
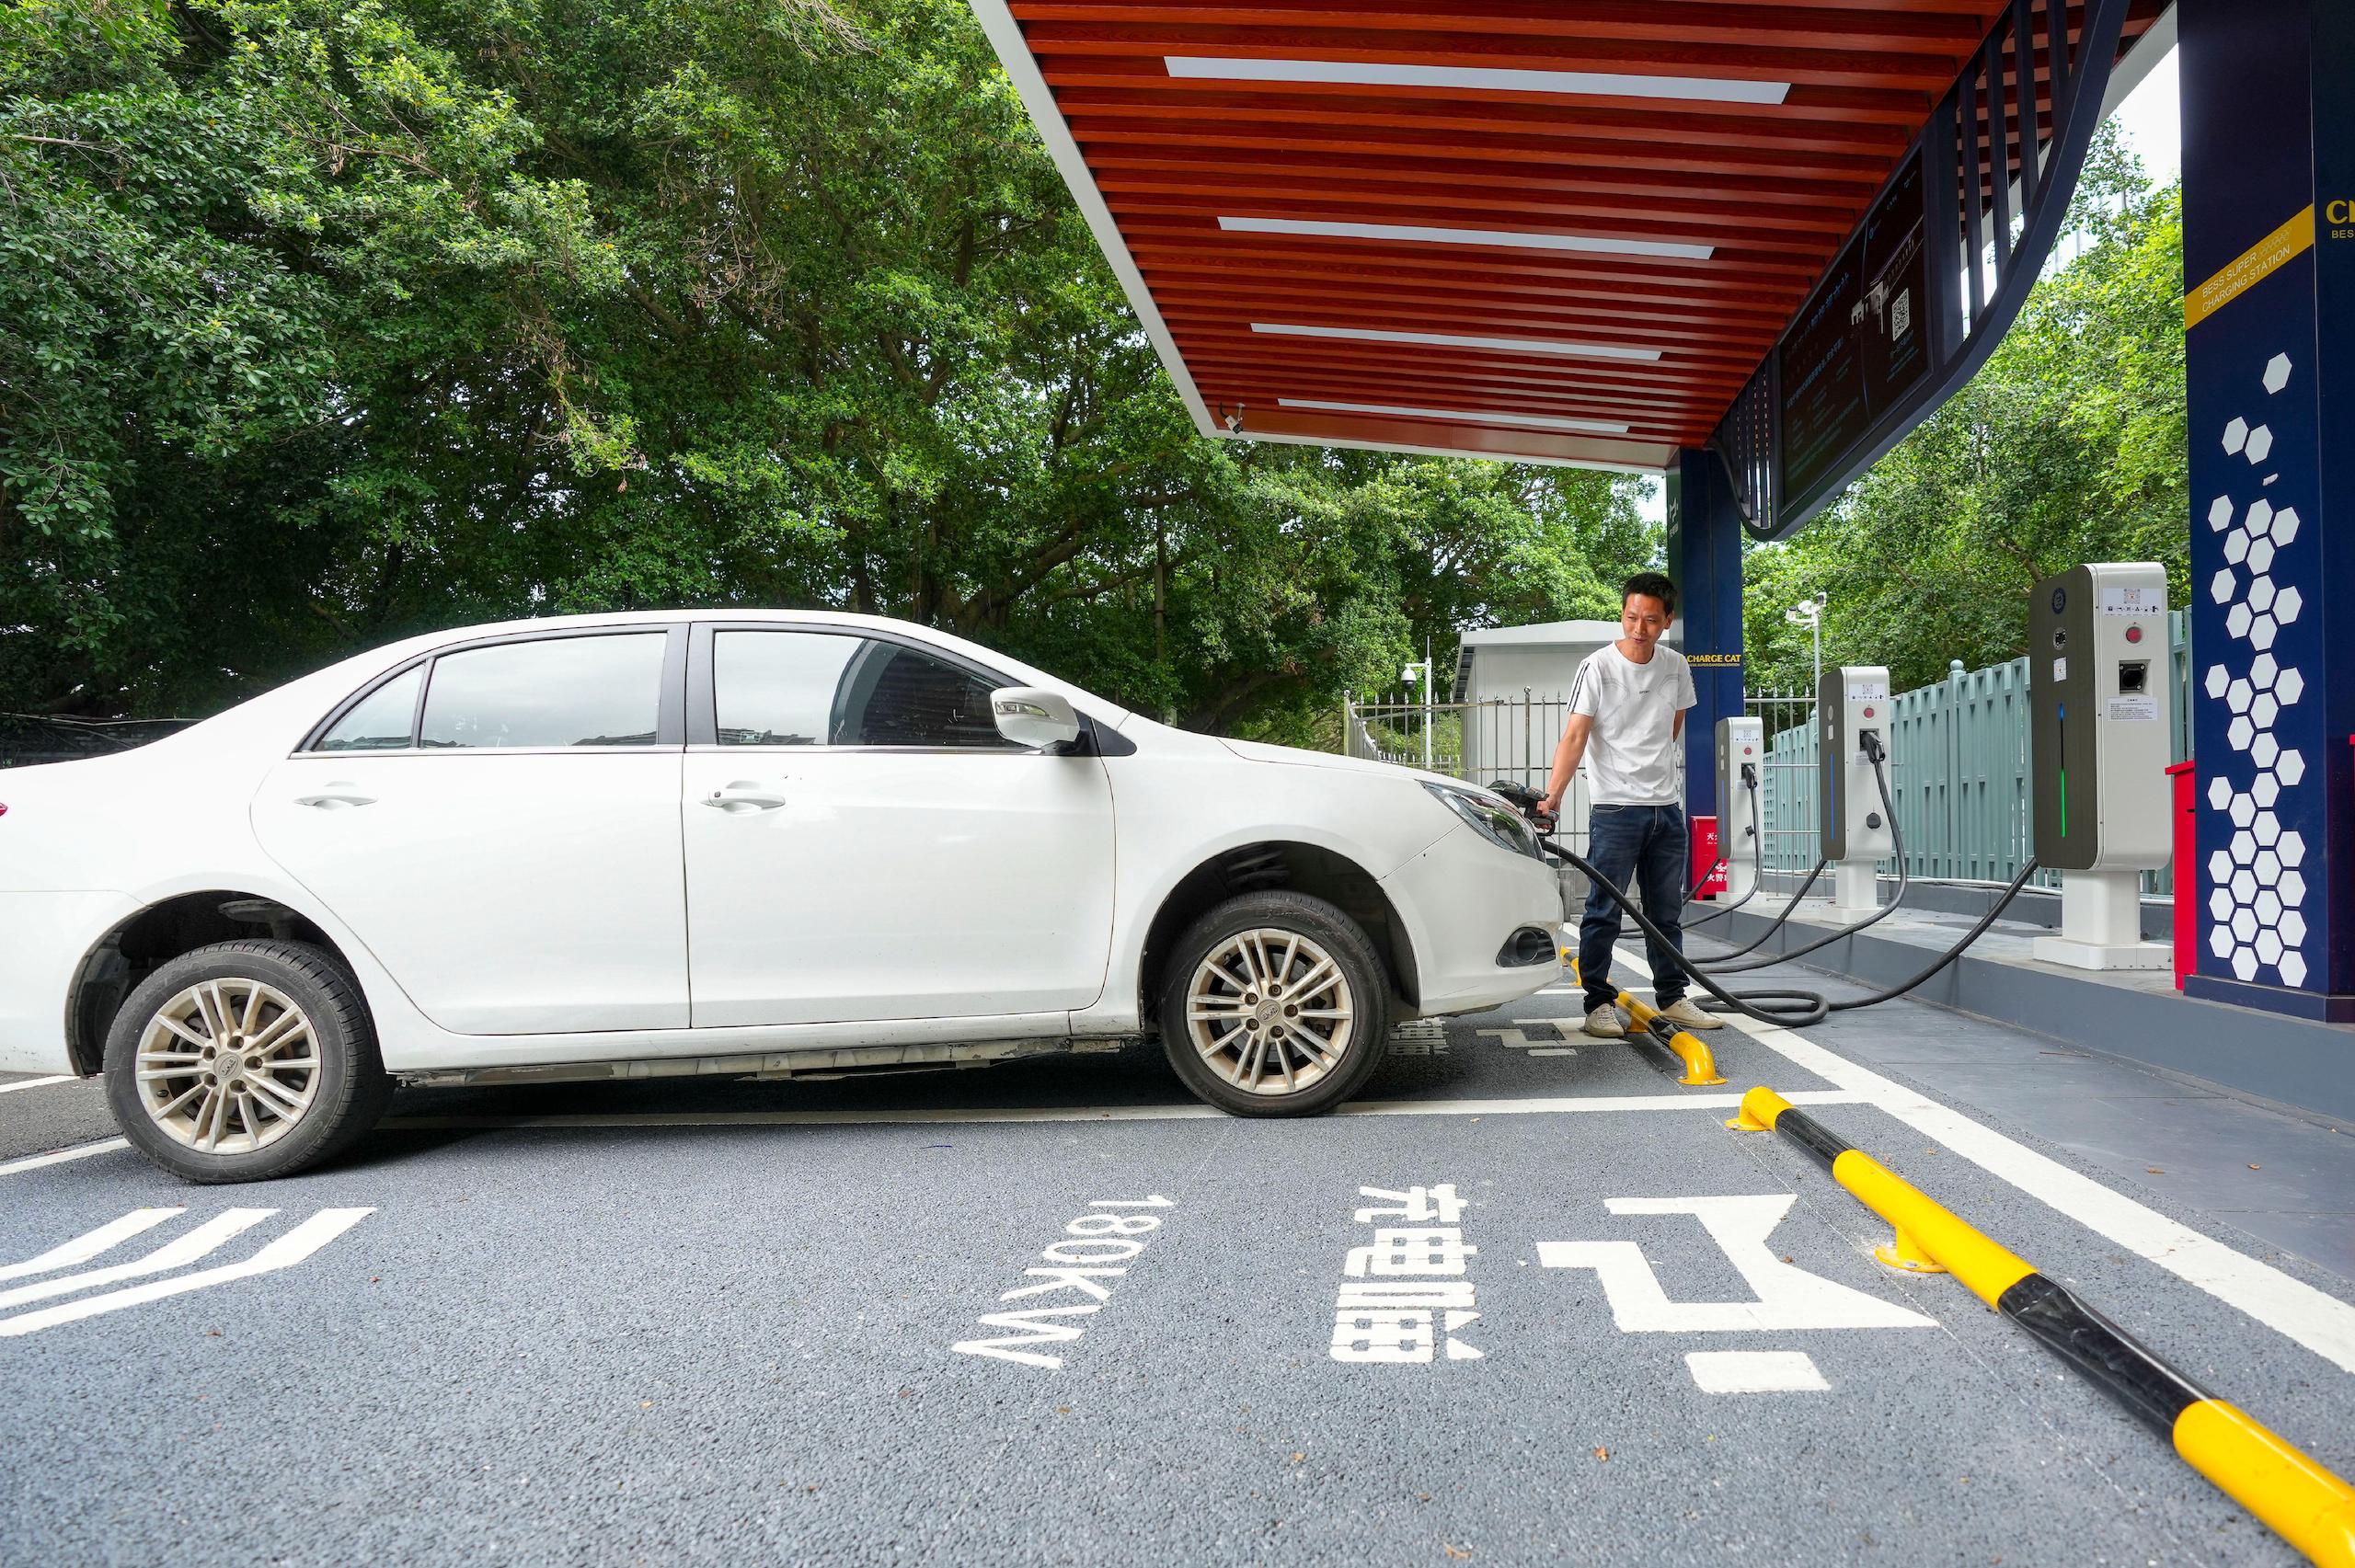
[
  {"xmin": 1076, "ymin": 750, "xmax": 1455, "ymax": 1033},
  {"xmin": 47, "ymin": 864, "xmax": 446, "ymax": 1075}
]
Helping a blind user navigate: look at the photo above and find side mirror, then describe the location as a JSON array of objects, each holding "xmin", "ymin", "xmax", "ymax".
[{"xmin": 992, "ymin": 687, "xmax": 1083, "ymax": 751}]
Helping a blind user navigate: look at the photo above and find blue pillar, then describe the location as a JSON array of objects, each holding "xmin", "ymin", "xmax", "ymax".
[
  {"xmin": 1667, "ymin": 448, "xmax": 1745, "ymax": 818},
  {"xmin": 2180, "ymin": 0, "xmax": 2355, "ymax": 1018}
]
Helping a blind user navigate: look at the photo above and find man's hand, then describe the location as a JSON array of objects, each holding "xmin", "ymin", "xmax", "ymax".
[{"xmin": 1545, "ymin": 712, "xmax": 1594, "ymax": 819}]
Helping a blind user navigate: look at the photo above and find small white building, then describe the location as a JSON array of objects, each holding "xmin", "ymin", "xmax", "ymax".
[
  {"xmin": 1450, "ymin": 618, "xmax": 1683, "ymax": 878},
  {"xmin": 1450, "ymin": 619, "xmax": 1627, "ymax": 709}
]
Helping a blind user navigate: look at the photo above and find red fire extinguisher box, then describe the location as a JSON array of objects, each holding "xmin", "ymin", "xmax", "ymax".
[
  {"xmin": 2165, "ymin": 761, "xmax": 2197, "ymax": 990},
  {"xmin": 1690, "ymin": 815, "xmax": 1728, "ymax": 900}
]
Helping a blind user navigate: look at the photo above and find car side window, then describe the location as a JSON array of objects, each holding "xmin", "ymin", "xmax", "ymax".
[
  {"xmin": 715, "ymin": 631, "xmax": 1016, "ymax": 749},
  {"xmin": 418, "ymin": 633, "xmax": 667, "ymax": 750},
  {"xmin": 316, "ymin": 666, "xmax": 424, "ymax": 751}
]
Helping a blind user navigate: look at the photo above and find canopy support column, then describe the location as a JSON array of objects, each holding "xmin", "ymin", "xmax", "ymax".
[
  {"xmin": 2180, "ymin": 0, "xmax": 2355, "ymax": 1018},
  {"xmin": 1668, "ymin": 448, "xmax": 1744, "ymax": 821}
]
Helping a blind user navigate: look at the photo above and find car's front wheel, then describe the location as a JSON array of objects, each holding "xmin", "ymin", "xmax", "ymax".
[
  {"xmin": 1158, "ymin": 891, "xmax": 1391, "ymax": 1116},
  {"xmin": 104, "ymin": 940, "xmax": 391, "ymax": 1185}
]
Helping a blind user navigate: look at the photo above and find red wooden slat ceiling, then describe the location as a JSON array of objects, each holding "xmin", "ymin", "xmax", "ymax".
[{"xmin": 991, "ymin": 0, "xmax": 2161, "ymax": 471}]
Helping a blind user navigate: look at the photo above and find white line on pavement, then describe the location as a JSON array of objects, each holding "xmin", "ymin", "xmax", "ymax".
[
  {"xmin": 1614, "ymin": 944, "xmax": 2355, "ymax": 1378},
  {"xmin": 380, "ymin": 1088, "xmax": 1868, "ymax": 1134},
  {"xmin": 0, "ymin": 1208, "xmax": 185, "ymax": 1282},
  {"xmin": 0, "ymin": 1076, "xmax": 76, "ymax": 1095},
  {"xmin": 1685, "ymin": 1349, "xmax": 1829, "ymax": 1394},
  {"xmin": 0, "ymin": 1210, "xmax": 277, "ymax": 1310},
  {"xmin": 0, "ymin": 1139, "xmax": 129, "ymax": 1178},
  {"xmin": 0, "ymin": 1209, "xmax": 373, "ymax": 1338}
]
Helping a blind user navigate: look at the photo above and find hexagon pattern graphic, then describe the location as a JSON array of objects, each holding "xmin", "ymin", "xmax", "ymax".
[{"xmin": 2201, "ymin": 354, "xmax": 2309, "ymax": 989}]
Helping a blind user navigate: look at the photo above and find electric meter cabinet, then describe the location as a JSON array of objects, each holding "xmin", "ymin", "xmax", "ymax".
[
  {"xmin": 2028, "ymin": 562, "xmax": 2173, "ymax": 969},
  {"xmin": 1715, "ymin": 715, "xmax": 1764, "ymax": 901},
  {"xmin": 1818, "ymin": 666, "xmax": 1895, "ymax": 914}
]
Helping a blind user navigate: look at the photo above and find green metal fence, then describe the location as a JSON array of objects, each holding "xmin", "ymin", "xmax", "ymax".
[{"xmin": 1757, "ymin": 611, "xmax": 2190, "ymax": 894}]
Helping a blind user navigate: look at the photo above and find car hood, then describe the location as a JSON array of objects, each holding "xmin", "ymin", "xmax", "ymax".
[{"xmin": 1216, "ymin": 738, "xmax": 1456, "ymax": 786}]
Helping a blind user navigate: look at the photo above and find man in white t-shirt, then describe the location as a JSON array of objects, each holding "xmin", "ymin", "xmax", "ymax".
[{"xmin": 1538, "ymin": 573, "xmax": 1722, "ymax": 1039}]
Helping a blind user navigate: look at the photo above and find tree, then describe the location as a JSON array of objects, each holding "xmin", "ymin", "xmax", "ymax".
[{"xmin": 0, "ymin": 0, "xmax": 1651, "ymax": 736}]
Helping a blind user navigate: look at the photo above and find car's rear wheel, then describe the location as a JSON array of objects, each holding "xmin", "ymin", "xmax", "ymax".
[
  {"xmin": 1158, "ymin": 891, "xmax": 1391, "ymax": 1116},
  {"xmin": 104, "ymin": 940, "xmax": 391, "ymax": 1185}
]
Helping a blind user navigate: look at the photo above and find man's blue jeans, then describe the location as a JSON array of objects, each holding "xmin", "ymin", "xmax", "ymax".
[{"xmin": 1578, "ymin": 803, "xmax": 1689, "ymax": 1015}]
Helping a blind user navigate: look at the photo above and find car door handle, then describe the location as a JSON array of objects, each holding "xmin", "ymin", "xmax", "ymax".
[
  {"xmin": 294, "ymin": 788, "xmax": 375, "ymax": 809},
  {"xmin": 702, "ymin": 783, "xmax": 787, "ymax": 812}
]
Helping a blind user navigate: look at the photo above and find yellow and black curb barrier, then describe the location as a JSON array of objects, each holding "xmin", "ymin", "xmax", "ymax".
[
  {"xmin": 1731, "ymin": 1085, "xmax": 2355, "ymax": 1565},
  {"xmin": 1616, "ymin": 990, "xmax": 1726, "ymax": 1086}
]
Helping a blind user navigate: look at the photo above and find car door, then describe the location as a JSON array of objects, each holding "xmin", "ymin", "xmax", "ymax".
[
  {"xmin": 252, "ymin": 626, "xmax": 691, "ymax": 1035},
  {"xmin": 681, "ymin": 624, "xmax": 1117, "ymax": 1027}
]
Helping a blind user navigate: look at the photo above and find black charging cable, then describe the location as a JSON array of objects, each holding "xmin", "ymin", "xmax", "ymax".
[
  {"xmin": 1702, "ymin": 735, "xmax": 1910, "ymax": 974},
  {"xmin": 1499, "ymin": 782, "xmax": 1832, "ymax": 1027},
  {"xmin": 1496, "ymin": 760, "xmax": 2041, "ymax": 1030}
]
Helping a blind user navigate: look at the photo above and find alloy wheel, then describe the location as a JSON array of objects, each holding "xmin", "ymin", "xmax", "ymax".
[
  {"xmin": 134, "ymin": 979, "xmax": 322, "ymax": 1154},
  {"xmin": 1182, "ymin": 928, "xmax": 1357, "ymax": 1096}
]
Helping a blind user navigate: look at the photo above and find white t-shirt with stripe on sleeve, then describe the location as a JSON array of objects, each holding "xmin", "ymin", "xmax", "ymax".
[{"xmin": 1568, "ymin": 643, "xmax": 1696, "ymax": 807}]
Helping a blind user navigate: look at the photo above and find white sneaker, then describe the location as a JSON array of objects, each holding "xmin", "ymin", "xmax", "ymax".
[
  {"xmin": 1582, "ymin": 1006, "xmax": 1626, "ymax": 1039},
  {"xmin": 1656, "ymin": 998, "xmax": 1724, "ymax": 1031}
]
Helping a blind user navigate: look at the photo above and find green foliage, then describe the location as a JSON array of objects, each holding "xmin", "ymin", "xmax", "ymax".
[
  {"xmin": 0, "ymin": 0, "xmax": 1654, "ymax": 731},
  {"xmin": 1741, "ymin": 126, "xmax": 2188, "ymax": 694}
]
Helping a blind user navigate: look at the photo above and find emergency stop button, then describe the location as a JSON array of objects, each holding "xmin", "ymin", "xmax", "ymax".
[{"xmin": 2126, "ymin": 624, "xmax": 2143, "ymax": 644}]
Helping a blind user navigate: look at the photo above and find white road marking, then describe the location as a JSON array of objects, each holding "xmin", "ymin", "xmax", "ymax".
[
  {"xmin": 0, "ymin": 1208, "xmax": 186, "ymax": 1283},
  {"xmin": 0, "ymin": 1076, "xmax": 75, "ymax": 1095},
  {"xmin": 1686, "ymin": 1349, "xmax": 1828, "ymax": 1394},
  {"xmin": 0, "ymin": 1209, "xmax": 277, "ymax": 1310},
  {"xmin": 0, "ymin": 1209, "xmax": 372, "ymax": 1338},
  {"xmin": 0, "ymin": 1139, "xmax": 130, "ymax": 1178},
  {"xmin": 1476, "ymin": 1022, "xmax": 1579, "ymax": 1057},
  {"xmin": 381, "ymin": 1090, "xmax": 1867, "ymax": 1134},
  {"xmin": 953, "ymin": 1198, "xmax": 1171, "ymax": 1368},
  {"xmin": 1617, "ymin": 944, "xmax": 2355, "ymax": 1377},
  {"xmin": 1538, "ymin": 1196, "xmax": 1934, "ymax": 1333}
]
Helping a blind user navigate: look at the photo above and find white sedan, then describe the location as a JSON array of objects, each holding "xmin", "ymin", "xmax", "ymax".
[{"xmin": 1, "ymin": 611, "xmax": 1565, "ymax": 1182}]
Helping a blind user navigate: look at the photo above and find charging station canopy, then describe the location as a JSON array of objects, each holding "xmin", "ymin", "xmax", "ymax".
[{"xmin": 971, "ymin": 0, "xmax": 2166, "ymax": 533}]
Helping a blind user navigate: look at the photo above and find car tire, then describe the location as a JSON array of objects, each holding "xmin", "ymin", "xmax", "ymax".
[
  {"xmin": 103, "ymin": 940, "xmax": 392, "ymax": 1185},
  {"xmin": 1158, "ymin": 890, "xmax": 1391, "ymax": 1117}
]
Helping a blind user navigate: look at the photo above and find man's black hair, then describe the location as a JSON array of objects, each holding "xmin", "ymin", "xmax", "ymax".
[{"xmin": 1622, "ymin": 572, "xmax": 1677, "ymax": 618}]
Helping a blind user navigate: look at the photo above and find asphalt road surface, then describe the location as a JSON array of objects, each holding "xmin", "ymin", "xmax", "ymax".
[{"xmin": 4, "ymin": 949, "xmax": 2351, "ymax": 1566}]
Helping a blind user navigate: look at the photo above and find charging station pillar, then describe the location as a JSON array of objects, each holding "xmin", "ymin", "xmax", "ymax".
[
  {"xmin": 1715, "ymin": 715, "xmax": 1764, "ymax": 901},
  {"xmin": 1669, "ymin": 448, "xmax": 1745, "ymax": 827},
  {"xmin": 1818, "ymin": 667, "xmax": 1894, "ymax": 915},
  {"xmin": 2177, "ymin": 0, "xmax": 2355, "ymax": 1017},
  {"xmin": 2027, "ymin": 564, "xmax": 2173, "ymax": 970}
]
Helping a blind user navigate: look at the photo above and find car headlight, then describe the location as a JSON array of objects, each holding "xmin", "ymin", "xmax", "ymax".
[{"xmin": 1421, "ymin": 781, "xmax": 1544, "ymax": 860}]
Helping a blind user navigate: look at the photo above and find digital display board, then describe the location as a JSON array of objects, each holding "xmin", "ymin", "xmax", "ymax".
[{"xmin": 1777, "ymin": 149, "xmax": 1930, "ymax": 512}]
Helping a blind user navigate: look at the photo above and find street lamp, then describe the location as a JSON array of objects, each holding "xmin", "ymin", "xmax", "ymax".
[
  {"xmin": 1783, "ymin": 595, "xmax": 1825, "ymax": 694},
  {"xmin": 1401, "ymin": 657, "xmax": 1434, "ymax": 770}
]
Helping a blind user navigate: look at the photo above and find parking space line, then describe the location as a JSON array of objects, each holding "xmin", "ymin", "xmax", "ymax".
[
  {"xmin": 0, "ymin": 1209, "xmax": 373, "ymax": 1338},
  {"xmin": 1613, "ymin": 945, "xmax": 2355, "ymax": 1377},
  {"xmin": 379, "ymin": 1089, "xmax": 1868, "ymax": 1135},
  {"xmin": 0, "ymin": 1139, "xmax": 129, "ymax": 1179},
  {"xmin": 0, "ymin": 1076, "xmax": 75, "ymax": 1095},
  {"xmin": 0, "ymin": 1208, "xmax": 185, "ymax": 1282}
]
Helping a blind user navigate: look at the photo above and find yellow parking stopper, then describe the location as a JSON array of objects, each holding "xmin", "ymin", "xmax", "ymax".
[
  {"xmin": 1618, "ymin": 991, "xmax": 1726, "ymax": 1086},
  {"xmin": 1728, "ymin": 1085, "xmax": 1784, "ymax": 1132},
  {"xmin": 1875, "ymin": 1225, "xmax": 1949, "ymax": 1275}
]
